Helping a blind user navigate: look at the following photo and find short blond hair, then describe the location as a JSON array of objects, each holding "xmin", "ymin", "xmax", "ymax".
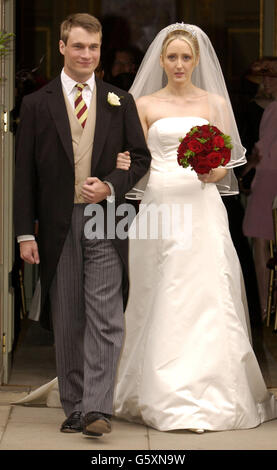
[
  {"xmin": 60, "ymin": 13, "xmax": 102, "ymax": 44},
  {"xmin": 161, "ymin": 29, "xmax": 199, "ymax": 64}
]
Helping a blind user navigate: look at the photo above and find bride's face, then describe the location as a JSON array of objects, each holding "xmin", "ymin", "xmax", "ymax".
[{"xmin": 161, "ymin": 39, "xmax": 196, "ymax": 85}]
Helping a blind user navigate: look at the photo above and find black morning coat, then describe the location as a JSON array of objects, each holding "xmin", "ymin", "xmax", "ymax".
[{"xmin": 14, "ymin": 76, "xmax": 151, "ymax": 329}]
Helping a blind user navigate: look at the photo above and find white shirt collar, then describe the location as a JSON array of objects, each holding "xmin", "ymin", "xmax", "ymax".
[{"xmin": 61, "ymin": 68, "xmax": 95, "ymax": 96}]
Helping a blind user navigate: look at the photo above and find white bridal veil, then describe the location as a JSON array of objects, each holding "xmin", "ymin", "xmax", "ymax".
[{"xmin": 127, "ymin": 23, "xmax": 246, "ymax": 197}]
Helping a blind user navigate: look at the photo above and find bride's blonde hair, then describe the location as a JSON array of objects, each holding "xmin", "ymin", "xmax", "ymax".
[{"xmin": 161, "ymin": 29, "xmax": 200, "ymax": 64}]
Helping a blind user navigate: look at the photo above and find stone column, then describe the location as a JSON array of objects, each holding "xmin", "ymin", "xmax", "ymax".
[{"xmin": 261, "ymin": 0, "xmax": 277, "ymax": 56}]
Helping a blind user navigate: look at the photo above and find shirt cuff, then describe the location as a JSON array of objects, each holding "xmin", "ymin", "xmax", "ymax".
[
  {"xmin": 17, "ymin": 235, "xmax": 35, "ymax": 243},
  {"xmin": 104, "ymin": 181, "xmax": 115, "ymax": 203}
]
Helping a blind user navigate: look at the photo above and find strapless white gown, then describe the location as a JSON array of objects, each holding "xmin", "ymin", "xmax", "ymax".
[{"xmin": 113, "ymin": 117, "xmax": 277, "ymax": 431}]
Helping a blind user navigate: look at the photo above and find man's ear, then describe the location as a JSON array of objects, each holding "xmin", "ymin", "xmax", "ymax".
[{"xmin": 59, "ymin": 40, "xmax": 65, "ymax": 56}]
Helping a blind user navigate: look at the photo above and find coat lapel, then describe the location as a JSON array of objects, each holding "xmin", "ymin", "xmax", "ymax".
[
  {"xmin": 45, "ymin": 76, "xmax": 113, "ymax": 172},
  {"xmin": 45, "ymin": 76, "xmax": 74, "ymax": 168},
  {"xmin": 91, "ymin": 78, "xmax": 112, "ymax": 173}
]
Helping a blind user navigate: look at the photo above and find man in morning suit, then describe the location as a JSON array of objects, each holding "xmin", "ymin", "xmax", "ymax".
[{"xmin": 14, "ymin": 13, "xmax": 151, "ymax": 438}]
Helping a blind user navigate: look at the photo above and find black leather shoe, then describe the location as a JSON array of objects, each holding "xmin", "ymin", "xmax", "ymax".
[
  {"xmin": 82, "ymin": 429, "xmax": 103, "ymax": 438},
  {"xmin": 60, "ymin": 411, "xmax": 83, "ymax": 433},
  {"xmin": 83, "ymin": 412, "xmax": 112, "ymax": 435}
]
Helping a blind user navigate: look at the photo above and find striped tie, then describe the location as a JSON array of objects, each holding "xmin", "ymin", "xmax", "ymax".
[{"xmin": 75, "ymin": 83, "xmax": 88, "ymax": 128}]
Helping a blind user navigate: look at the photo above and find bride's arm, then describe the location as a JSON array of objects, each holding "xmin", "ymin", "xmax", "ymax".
[
  {"xmin": 116, "ymin": 96, "xmax": 150, "ymax": 171},
  {"xmin": 135, "ymin": 96, "xmax": 150, "ymax": 140}
]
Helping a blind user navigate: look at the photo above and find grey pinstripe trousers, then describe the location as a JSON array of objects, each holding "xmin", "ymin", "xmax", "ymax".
[{"xmin": 49, "ymin": 204, "xmax": 124, "ymax": 417}]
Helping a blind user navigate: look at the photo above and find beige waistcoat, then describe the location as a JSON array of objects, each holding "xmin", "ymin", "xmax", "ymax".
[{"xmin": 63, "ymin": 86, "xmax": 97, "ymax": 203}]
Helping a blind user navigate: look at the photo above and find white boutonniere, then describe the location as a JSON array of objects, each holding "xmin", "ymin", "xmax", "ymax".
[{"xmin": 107, "ymin": 92, "xmax": 121, "ymax": 106}]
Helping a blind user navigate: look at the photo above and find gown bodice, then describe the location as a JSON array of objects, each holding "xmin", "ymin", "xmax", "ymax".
[{"xmin": 147, "ymin": 116, "xmax": 209, "ymax": 173}]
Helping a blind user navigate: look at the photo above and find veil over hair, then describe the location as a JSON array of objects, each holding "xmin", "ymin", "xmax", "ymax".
[{"xmin": 127, "ymin": 23, "xmax": 246, "ymax": 198}]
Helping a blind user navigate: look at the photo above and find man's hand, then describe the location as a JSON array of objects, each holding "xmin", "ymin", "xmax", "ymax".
[
  {"xmin": 20, "ymin": 240, "xmax": 40, "ymax": 264},
  {"xmin": 81, "ymin": 177, "xmax": 111, "ymax": 203}
]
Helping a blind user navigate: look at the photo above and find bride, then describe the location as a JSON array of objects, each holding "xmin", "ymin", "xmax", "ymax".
[
  {"xmin": 113, "ymin": 24, "xmax": 277, "ymax": 432},
  {"xmin": 16, "ymin": 23, "xmax": 277, "ymax": 433}
]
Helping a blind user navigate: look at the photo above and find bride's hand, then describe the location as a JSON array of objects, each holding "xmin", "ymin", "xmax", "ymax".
[
  {"xmin": 116, "ymin": 151, "xmax": 131, "ymax": 170},
  {"xmin": 197, "ymin": 170, "xmax": 214, "ymax": 183},
  {"xmin": 197, "ymin": 167, "xmax": 227, "ymax": 183}
]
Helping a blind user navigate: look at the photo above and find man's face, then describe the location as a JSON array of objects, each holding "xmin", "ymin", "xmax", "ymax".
[
  {"xmin": 59, "ymin": 27, "xmax": 101, "ymax": 82},
  {"xmin": 111, "ymin": 51, "xmax": 135, "ymax": 77},
  {"xmin": 263, "ymin": 75, "xmax": 277, "ymax": 97}
]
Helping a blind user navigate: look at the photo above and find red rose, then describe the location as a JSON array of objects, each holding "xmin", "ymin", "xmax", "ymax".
[
  {"xmin": 200, "ymin": 125, "xmax": 211, "ymax": 133},
  {"xmin": 191, "ymin": 155, "xmax": 212, "ymax": 174},
  {"xmin": 213, "ymin": 135, "xmax": 225, "ymax": 148},
  {"xmin": 191, "ymin": 131, "xmax": 201, "ymax": 138},
  {"xmin": 202, "ymin": 139, "xmax": 214, "ymax": 151},
  {"xmin": 206, "ymin": 152, "xmax": 223, "ymax": 168},
  {"xmin": 210, "ymin": 125, "xmax": 222, "ymax": 135},
  {"xmin": 187, "ymin": 138, "xmax": 203, "ymax": 154},
  {"xmin": 200, "ymin": 131, "xmax": 210, "ymax": 139},
  {"xmin": 199, "ymin": 126, "xmax": 211, "ymax": 138},
  {"xmin": 220, "ymin": 148, "xmax": 231, "ymax": 165},
  {"xmin": 182, "ymin": 135, "xmax": 192, "ymax": 143},
  {"xmin": 177, "ymin": 139, "xmax": 189, "ymax": 157}
]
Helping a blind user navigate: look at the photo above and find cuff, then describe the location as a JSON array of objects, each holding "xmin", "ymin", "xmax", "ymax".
[
  {"xmin": 104, "ymin": 181, "xmax": 115, "ymax": 203},
  {"xmin": 17, "ymin": 235, "xmax": 35, "ymax": 243}
]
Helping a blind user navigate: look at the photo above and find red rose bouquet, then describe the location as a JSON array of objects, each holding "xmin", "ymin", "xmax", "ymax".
[{"xmin": 177, "ymin": 124, "xmax": 232, "ymax": 174}]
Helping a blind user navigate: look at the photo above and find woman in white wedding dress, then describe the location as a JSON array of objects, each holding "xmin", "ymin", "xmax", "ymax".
[{"xmin": 113, "ymin": 24, "xmax": 277, "ymax": 432}]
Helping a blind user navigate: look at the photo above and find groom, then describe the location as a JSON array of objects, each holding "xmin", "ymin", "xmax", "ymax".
[{"xmin": 14, "ymin": 13, "xmax": 150, "ymax": 437}]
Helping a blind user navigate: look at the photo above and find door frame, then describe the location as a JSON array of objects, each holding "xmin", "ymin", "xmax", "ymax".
[{"xmin": 0, "ymin": 0, "xmax": 15, "ymax": 384}]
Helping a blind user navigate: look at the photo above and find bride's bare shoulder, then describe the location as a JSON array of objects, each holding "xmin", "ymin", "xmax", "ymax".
[
  {"xmin": 136, "ymin": 93, "xmax": 160, "ymax": 108},
  {"xmin": 192, "ymin": 86, "xmax": 225, "ymax": 104},
  {"xmin": 206, "ymin": 90, "xmax": 227, "ymax": 106},
  {"xmin": 135, "ymin": 94, "xmax": 162, "ymax": 120}
]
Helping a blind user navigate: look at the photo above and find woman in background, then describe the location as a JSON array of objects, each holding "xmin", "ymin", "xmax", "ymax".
[{"xmin": 243, "ymin": 58, "xmax": 277, "ymax": 322}]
